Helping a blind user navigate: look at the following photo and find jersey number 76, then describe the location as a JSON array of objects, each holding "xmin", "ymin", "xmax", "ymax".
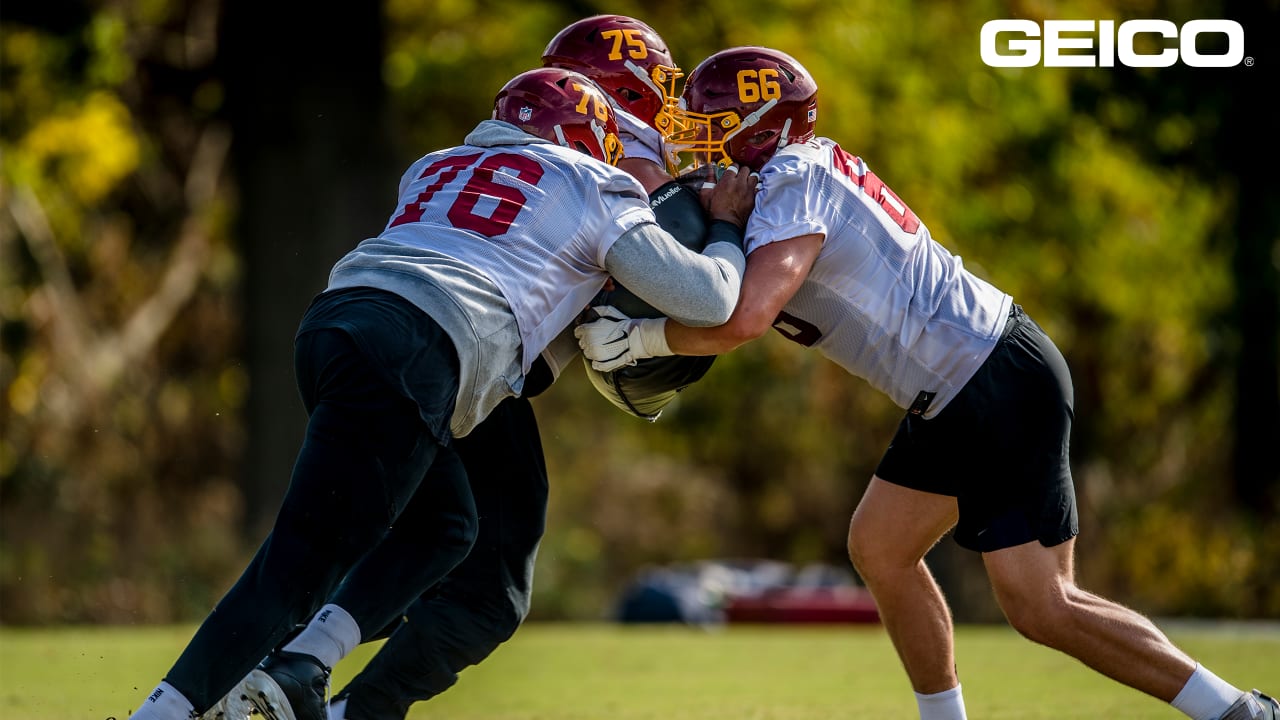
[{"xmin": 388, "ymin": 152, "xmax": 546, "ymax": 237}]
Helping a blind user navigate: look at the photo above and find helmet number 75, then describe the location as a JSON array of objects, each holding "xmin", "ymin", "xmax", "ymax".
[{"xmin": 600, "ymin": 28, "xmax": 648, "ymax": 60}]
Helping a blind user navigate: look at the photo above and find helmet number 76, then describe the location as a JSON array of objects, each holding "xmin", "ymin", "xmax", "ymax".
[{"xmin": 572, "ymin": 84, "xmax": 610, "ymax": 122}]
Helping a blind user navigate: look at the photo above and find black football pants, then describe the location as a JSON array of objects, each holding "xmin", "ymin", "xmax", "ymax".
[
  {"xmin": 332, "ymin": 394, "xmax": 549, "ymax": 720},
  {"xmin": 165, "ymin": 310, "xmax": 478, "ymax": 712}
]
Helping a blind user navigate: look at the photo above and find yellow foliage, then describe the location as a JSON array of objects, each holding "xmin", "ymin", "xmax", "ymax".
[{"xmin": 16, "ymin": 91, "xmax": 140, "ymax": 203}]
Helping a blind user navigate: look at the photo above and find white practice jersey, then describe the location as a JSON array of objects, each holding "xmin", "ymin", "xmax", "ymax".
[
  {"xmin": 328, "ymin": 120, "xmax": 652, "ymax": 435},
  {"xmin": 747, "ymin": 138, "xmax": 1013, "ymax": 418}
]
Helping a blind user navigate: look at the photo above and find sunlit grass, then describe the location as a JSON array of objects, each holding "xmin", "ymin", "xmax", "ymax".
[{"xmin": 1, "ymin": 622, "xmax": 1276, "ymax": 719}]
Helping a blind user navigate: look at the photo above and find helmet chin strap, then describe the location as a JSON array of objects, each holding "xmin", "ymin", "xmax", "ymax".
[
  {"xmin": 720, "ymin": 98, "xmax": 780, "ymax": 164},
  {"xmin": 625, "ymin": 59, "xmax": 683, "ymax": 111},
  {"xmin": 777, "ymin": 117, "xmax": 793, "ymax": 149},
  {"xmin": 625, "ymin": 60, "xmax": 665, "ymax": 101},
  {"xmin": 736, "ymin": 98, "xmax": 779, "ymax": 133},
  {"xmin": 589, "ymin": 120, "xmax": 609, "ymax": 150}
]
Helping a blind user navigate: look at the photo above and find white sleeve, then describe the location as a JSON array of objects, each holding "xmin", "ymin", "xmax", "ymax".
[
  {"xmin": 745, "ymin": 152, "xmax": 829, "ymax": 254},
  {"xmin": 589, "ymin": 168, "xmax": 660, "ymax": 266}
]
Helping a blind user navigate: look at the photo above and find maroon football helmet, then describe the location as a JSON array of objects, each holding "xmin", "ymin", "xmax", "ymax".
[
  {"xmin": 541, "ymin": 14, "xmax": 683, "ymax": 136},
  {"xmin": 666, "ymin": 46, "xmax": 818, "ymax": 173},
  {"xmin": 493, "ymin": 67, "xmax": 624, "ymax": 166}
]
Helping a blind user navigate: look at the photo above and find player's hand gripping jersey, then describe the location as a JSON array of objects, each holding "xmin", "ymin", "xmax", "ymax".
[
  {"xmin": 327, "ymin": 120, "xmax": 744, "ymax": 436},
  {"xmin": 752, "ymin": 138, "xmax": 1013, "ymax": 417}
]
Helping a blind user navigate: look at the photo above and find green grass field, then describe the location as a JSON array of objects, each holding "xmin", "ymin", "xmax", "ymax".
[{"xmin": 2, "ymin": 622, "xmax": 1276, "ymax": 719}]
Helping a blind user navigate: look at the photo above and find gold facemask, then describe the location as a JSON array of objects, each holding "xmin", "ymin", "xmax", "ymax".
[
  {"xmin": 646, "ymin": 63, "xmax": 687, "ymax": 137},
  {"xmin": 663, "ymin": 107, "xmax": 742, "ymax": 177}
]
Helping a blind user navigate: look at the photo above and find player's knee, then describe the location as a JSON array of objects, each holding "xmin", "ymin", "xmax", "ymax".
[
  {"xmin": 453, "ymin": 579, "xmax": 529, "ymax": 642},
  {"xmin": 494, "ymin": 582, "xmax": 532, "ymax": 640},
  {"xmin": 463, "ymin": 590, "xmax": 527, "ymax": 650},
  {"xmin": 996, "ymin": 584, "xmax": 1074, "ymax": 645},
  {"xmin": 847, "ymin": 511, "xmax": 901, "ymax": 579},
  {"xmin": 846, "ymin": 521, "xmax": 884, "ymax": 580},
  {"xmin": 459, "ymin": 512, "xmax": 479, "ymax": 553},
  {"xmin": 442, "ymin": 509, "xmax": 480, "ymax": 560},
  {"xmin": 846, "ymin": 532, "xmax": 866, "ymax": 573}
]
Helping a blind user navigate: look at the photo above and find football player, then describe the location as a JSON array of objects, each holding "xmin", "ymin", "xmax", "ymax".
[
  {"xmin": 125, "ymin": 65, "xmax": 757, "ymax": 720},
  {"xmin": 577, "ymin": 46, "xmax": 1278, "ymax": 720},
  {"xmin": 319, "ymin": 15, "xmax": 725, "ymax": 720}
]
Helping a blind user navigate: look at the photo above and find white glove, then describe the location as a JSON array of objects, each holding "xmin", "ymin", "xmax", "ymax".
[{"xmin": 574, "ymin": 305, "xmax": 672, "ymax": 372}]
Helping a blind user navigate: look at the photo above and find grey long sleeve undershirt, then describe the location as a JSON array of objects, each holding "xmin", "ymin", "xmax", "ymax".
[{"xmin": 603, "ymin": 222, "xmax": 746, "ymax": 328}]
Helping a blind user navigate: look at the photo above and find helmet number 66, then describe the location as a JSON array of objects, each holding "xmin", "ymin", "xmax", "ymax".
[{"xmin": 737, "ymin": 69, "xmax": 781, "ymax": 103}]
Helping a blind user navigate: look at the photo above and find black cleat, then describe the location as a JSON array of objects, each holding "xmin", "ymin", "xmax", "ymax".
[{"xmin": 242, "ymin": 650, "xmax": 331, "ymax": 720}]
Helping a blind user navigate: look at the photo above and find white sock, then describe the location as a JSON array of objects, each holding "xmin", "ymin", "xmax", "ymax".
[
  {"xmin": 281, "ymin": 603, "xmax": 362, "ymax": 670},
  {"xmin": 128, "ymin": 681, "xmax": 195, "ymax": 720},
  {"xmin": 915, "ymin": 684, "xmax": 967, "ymax": 720},
  {"xmin": 1171, "ymin": 663, "xmax": 1243, "ymax": 720}
]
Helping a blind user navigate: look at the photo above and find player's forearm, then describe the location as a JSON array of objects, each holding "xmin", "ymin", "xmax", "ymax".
[
  {"xmin": 663, "ymin": 306, "xmax": 765, "ymax": 356},
  {"xmin": 604, "ymin": 222, "xmax": 745, "ymax": 326}
]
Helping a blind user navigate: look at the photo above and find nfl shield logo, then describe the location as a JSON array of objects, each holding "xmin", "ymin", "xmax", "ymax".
[{"xmin": 519, "ymin": 106, "xmax": 533, "ymax": 122}]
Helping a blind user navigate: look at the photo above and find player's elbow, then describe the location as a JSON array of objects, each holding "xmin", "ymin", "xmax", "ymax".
[{"xmin": 718, "ymin": 308, "xmax": 772, "ymax": 350}]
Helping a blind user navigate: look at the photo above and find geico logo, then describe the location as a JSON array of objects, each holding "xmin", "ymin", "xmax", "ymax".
[{"xmin": 980, "ymin": 19, "xmax": 1245, "ymax": 68}]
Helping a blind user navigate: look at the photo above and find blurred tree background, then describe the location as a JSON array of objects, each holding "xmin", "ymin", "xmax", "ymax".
[{"xmin": 2, "ymin": 0, "xmax": 1277, "ymax": 626}]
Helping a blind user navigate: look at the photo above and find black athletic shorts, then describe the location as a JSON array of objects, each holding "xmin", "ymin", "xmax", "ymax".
[{"xmin": 875, "ymin": 305, "xmax": 1080, "ymax": 553}]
